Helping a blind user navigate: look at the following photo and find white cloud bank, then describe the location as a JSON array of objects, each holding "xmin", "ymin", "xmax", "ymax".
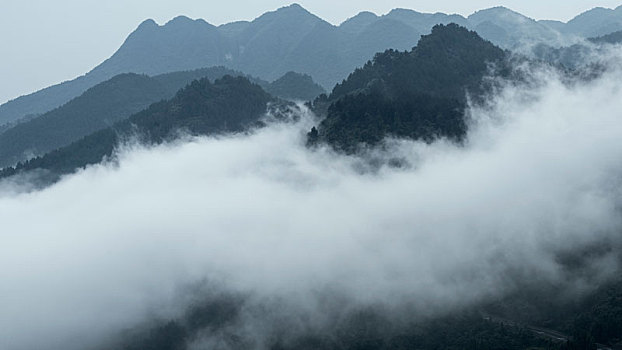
[{"xmin": 3, "ymin": 61, "xmax": 622, "ymax": 349}]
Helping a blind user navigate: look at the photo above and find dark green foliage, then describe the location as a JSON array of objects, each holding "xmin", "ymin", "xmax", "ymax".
[
  {"xmin": 0, "ymin": 67, "xmax": 254, "ymax": 168},
  {"xmin": 564, "ymin": 279, "xmax": 622, "ymax": 346},
  {"xmin": 321, "ymin": 92, "xmax": 464, "ymax": 151},
  {"xmin": 310, "ymin": 23, "xmax": 507, "ymax": 152},
  {"xmin": 479, "ymin": 247, "xmax": 622, "ymax": 349},
  {"xmin": 265, "ymin": 72, "xmax": 326, "ymax": 101},
  {"xmin": 0, "ymin": 76, "xmax": 273, "ymax": 181},
  {"xmin": 119, "ymin": 293, "xmax": 244, "ymax": 350},
  {"xmin": 113, "ymin": 302, "xmax": 554, "ymax": 350},
  {"xmin": 0, "ymin": 4, "xmax": 480, "ymax": 126},
  {"xmin": 0, "ymin": 67, "xmax": 320, "ymax": 168}
]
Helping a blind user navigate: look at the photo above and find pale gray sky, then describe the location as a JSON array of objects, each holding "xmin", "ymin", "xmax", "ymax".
[{"xmin": 1, "ymin": 0, "xmax": 621, "ymax": 104}]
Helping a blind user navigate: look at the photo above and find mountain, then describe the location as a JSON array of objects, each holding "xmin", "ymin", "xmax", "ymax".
[
  {"xmin": 0, "ymin": 67, "xmax": 250, "ymax": 168},
  {"xmin": 0, "ymin": 23, "xmax": 508, "ymax": 180},
  {"xmin": 3, "ymin": 4, "xmax": 622, "ymax": 128},
  {"xmin": 265, "ymin": 72, "xmax": 326, "ymax": 101},
  {"xmin": 468, "ymin": 7, "xmax": 565, "ymax": 49},
  {"xmin": 307, "ymin": 24, "xmax": 507, "ymax": 153},
  {"xmin": 531, "ymin": 29, "xmax": 622, "ymax": 70},
  {"xmin": 0, "ymin": 67, "xmax": 324, "ymax": 168},
  {"xmin": 0, "ymin": 76, "xmax": 274, "ymax": 182},
  {"xmin": 589, "ymin": 29, "xmax": 622, "ymax": 44},
  {"xmin": 562, "ymin": 5, "xmax": 622, "ymax": 38}
]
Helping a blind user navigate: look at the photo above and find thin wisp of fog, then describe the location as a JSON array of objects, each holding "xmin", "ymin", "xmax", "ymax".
[{"xmin": 3, "ymin": 52, "xmax": 622, "ymax": 349}]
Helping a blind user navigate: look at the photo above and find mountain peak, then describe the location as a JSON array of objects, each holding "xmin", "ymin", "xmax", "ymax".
[
  {"xmin": 346, "ymin": 11, "xmax": 378, "ymax": 20},
  {"xmin": 469, "ymin": 6, "xmax": 525, "ymax": 18},
  {"xmin": 136, "ymin": 18, "xmax": 158, "ymax": 30},
  {"xmin": 253, "ymin": 2, "xmax": 321, "ymax": 24},
  {"xmin": 339, "ymin": 11, "xmax": 378, "ymax": 30},
  {"xmin": 276, "ymin": 3, "xmax": 311, "ymax": 15},
  {"xmin": 426, "ymin": 22, "xmax": 480, "ymax": 41},
  {"xmin": 164, "ymin": 15, "xmax": 212, "ymax": 28},
  {"xmin": 468, "ymin": 6, "xmax": 535, "ymax": 26},
  {"xmin": 388, "ymin": 8, "xmax": 422, "ymax": 16}
]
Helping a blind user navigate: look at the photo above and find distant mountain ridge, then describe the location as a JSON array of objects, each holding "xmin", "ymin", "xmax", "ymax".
[
  {"xmin": 0, "ymin": 68, "xmax": 323, "ymax": 168},
  {"xmin": 0, "ymin": 76, "xmax": 276, "ymax": 182},
  {"xmin": 308, "ymin": 24, "xmax": 507, "ymax": 152},
  {"xmin": 2, "ymin": 3, "xmax": 622, "ymax": 126}
]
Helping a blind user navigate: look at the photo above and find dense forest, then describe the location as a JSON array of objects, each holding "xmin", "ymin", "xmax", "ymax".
[
  {"xmin": 307, "ymin": 24, "xmax": 507, "ymax": 152},
  {"xmin": 0, "ymin": 76, "xmax": 275, "ymax": 182},
  {"xmin": 0, "ymin": 67, "xmax": 322, "ymax": 168}
]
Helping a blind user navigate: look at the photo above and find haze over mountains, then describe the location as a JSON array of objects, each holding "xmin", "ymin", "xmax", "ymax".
[
  {"xmin": 3, "ymin": 4, "xmax": 622, "ymax": 128},
  {"xmin": 0, "ymin": 67, "xmax": 322, "ymax": 168},
  {"xmin": 5, "ymin": 3, "xmax": 622, "ymax": 350}
]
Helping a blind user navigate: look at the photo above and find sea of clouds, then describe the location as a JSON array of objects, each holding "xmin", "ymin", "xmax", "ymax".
[{"xmin": 3, "ymin": 52, "xmax": 622, "ymax": 349}]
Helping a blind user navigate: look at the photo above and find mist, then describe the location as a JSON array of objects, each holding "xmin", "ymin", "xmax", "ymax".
[{"xmin": 3, "ymin": 59, "xmax": 622, "ymax": 349}]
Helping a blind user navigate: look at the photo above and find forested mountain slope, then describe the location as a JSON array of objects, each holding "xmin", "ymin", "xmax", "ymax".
[
  {"xmin": 308, "ymin": 24, "xmax": 507, "ymax": 152},
  {"xmin": 0, "ymin": 67, "xmax": 322, "ymax": 168},
  {"xmin": 7, "ymin": 4, "xmax": 619, "ymax": 127},
  {"xmin": 0, "ymin": 76, "xmax": 274, "ymax": 182}
]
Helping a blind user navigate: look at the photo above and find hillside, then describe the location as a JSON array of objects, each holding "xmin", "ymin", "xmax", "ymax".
[
  {"xmin": 0, "ymin": 76, "xmax": 273, "ymax": 181},
  {"xmin": 531, "ymin": 29, "xmax": 622, "ymax": 70},
  {"xmin": 0, "ymin": 68, "xmax": 323, "ymax": 168},
  {"xmin": 308, "ymin": 24, "xmax": 507, "ymax": 152},
  {"xmin": 6, "ymin": 4, "xmax": 615, "ymax": 127},
  {"xmin": 560, "ymin": 5, "xmax": 622, "ymax": 37}
]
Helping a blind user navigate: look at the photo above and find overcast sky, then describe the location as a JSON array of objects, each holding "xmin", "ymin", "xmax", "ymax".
[{"xmin": 1, "ymin": 0, "xmax": 621, "ymax": 105}]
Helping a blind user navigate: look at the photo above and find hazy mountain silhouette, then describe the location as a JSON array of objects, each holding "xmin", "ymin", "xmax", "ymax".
[
  {"xmin": 0, "ymin": 67, "xmax": 323, "ymax": 168},
  {"xmin": 560, "ymin": 5, "xmax": 622, "ymax": 37},
  {"xmin": 2, "ymin": 3, "xmax": 622, "ymax": 127},
  {"xmin": 264, "ymin": 71, "xmax": 325, "ymax": 101},
  {"xmin": 0, "ymin": 76, "xmax": 275, "ymax": 182},
  {"xmin": 531, "ymin": 29, "xmax": 622, "ymax": 70},
  {"xmin": 468, "ymin": 7, "xmax": 564, "ymax": 49}
]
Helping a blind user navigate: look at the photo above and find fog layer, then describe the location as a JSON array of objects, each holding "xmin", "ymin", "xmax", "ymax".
[{"xmin": 3, "ymin": 62, "xmax": 622, "ymax": 349}]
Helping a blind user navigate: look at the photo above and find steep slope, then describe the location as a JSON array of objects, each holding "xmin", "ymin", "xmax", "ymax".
[
  {"xmin": 531, "ymin": 30, "xmax": 622, "ymax": 69},
  {"xmin": 0, "ymin": 74, "xmax": 99, "ymax": 126},
  {"xmin": 0, "ymin": 17, "xmax": 230, "ymax": 127},
  {"xmin": 589, "ymin": 29, "xmax": 622, "ymax": 44},
  {"xmin": 0, "ymin": 67, "xmax": 254, "ymax": 168},
  {"xmin": 564, "ymin": 6, "xmax": 622, "ymax": 38},
  {"xmin": 383, "ymin": 8, "xmax": 469, "ymax": 33},
  {"xmin": 0, "ymin": 67, "xmax": 325, "ymax": 168},
  {"xmin": 0, "ymin": 76, "xmax": 273, "ymax": 181},
  {"xmin": 227, "ymin": 4, "xmax": 326, "ymax": 80},
  {"xmin": 468, "ymin": 6, "xmax": 563, "ymax": 49},
  {"xmin": 309, "ymin": 24, "xmax": 507, "ymax": 152},
  {"xmin": 5, "ymin": 4, "xmax": 622, "ymax": 128},
  {"xmin": 89, "ymin": 17, "xmax": 231, "ymax": 79}
]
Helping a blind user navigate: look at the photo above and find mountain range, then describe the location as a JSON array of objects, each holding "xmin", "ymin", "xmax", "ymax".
[
  {"xmin": 0, "ymin": 75, "xmax": 278, "ymax": 183},
  {"xmin": 0, "ymin": 68, "xmax": 323, "ymax": 168},
  {"xmin": 2, "ymin": 4, "xmax": 622, "ymax": 128},
  {"xmin": 0, "ymin": 24, "xmax": 502, "ymax": 182},
  {"xmin": 2, "ymin": 11, "xmax": 622, "ymax": 349}
]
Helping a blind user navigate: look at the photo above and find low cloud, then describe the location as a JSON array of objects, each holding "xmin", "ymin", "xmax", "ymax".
[{"xmin": 3, "ymin": 56, "xmax": 622, "ymax": 349}]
